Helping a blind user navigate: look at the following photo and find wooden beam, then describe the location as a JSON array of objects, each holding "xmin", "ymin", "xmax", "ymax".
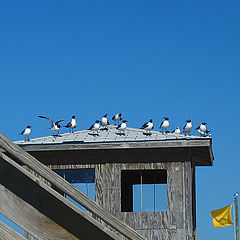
[
  {"xmin": 0, "ymin": 220, "xmax": 27, "ymax": 240},
  {"xmin": 18, "ymin": 147, "xmax": 212, "ymax": 167},
  {"xmin": 0, "ymin": 184, "xmax": 79, "ymax": 240},
  {"xmin": 0, "ymin": 133, "xmax": 147, "ymax": 240},
  {"xmin": 19, "ymin": 139, "xmax": 211, "ymax": 152},
  {"xmin": 0, "ymin": 152, "xmax": 122, "ymax": 240}
]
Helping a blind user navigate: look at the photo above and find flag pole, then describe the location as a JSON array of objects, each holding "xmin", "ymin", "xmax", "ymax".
[{"xmin": 234, "ymin": 193, "xmax": 239, "ymax": 240}]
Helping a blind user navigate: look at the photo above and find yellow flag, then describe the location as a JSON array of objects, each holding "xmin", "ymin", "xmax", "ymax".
[{"xmin": 211, "ymin": 204, "xmax": 233, "ymax": 228}]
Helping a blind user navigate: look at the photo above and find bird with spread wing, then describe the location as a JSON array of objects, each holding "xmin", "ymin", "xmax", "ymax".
[{"xmin": 38, "ymin": 116, "xmax": 64, "ymax": 136}]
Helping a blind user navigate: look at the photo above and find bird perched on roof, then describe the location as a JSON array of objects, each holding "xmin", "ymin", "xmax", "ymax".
[
  {"xmin": 195, "ymin": 122, "xmax": 207, "ymax": 135},
  {"xmin": 116, "ymin": 120, "xmax": 127, "ymax": 135},
  {"xmin": 38, "ymin": 116, "xmax": 64, "ymax": 136},
  {"xmin": 20, "ymin": 126, "xmax": 31, "ymax": 141},
  {"xmin": 183, "ymin": 120, "xmax": 192, "ymax": 135},
  {"xmin": 172, "ymin": 126, "xmax": 181, "ymax": 134},
  {"xmin": 197, "ymin": 128, "xmax": 211, "ymax": 137},
  {"xmin": 101, "ymin": 114, "xmax": 110, "ymax": 129},
  {"xmin": 64, "ymin": 116, "xmax": 77, "ymax": 133},
  {"xmin": 88, "ymin": 120, "xmax": 100, "ymax": 135},
  {"xmin": 112, "ymin": 113, "xmax": 122, "ymax": 125},
  {"xmin": 198, "ymin": 129, "xmax": 211, "ymax": 137},
  {"xmin": 141, "ymin": 119, "xmax": 153, "ymax": 134},
  {"xmin": 160, "ymin": 117, "xmax": 170, "ymax": 133}
]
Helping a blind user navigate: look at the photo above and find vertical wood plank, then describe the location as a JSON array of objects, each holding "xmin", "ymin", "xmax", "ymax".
[{"xmin": 184, "ymin": 161, "xmax": 193, "ymax": 237}]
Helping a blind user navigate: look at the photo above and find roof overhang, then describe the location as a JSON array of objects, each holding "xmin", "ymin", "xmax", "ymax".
[{"xmin": 15, "ymin": 127, "xmax": 214, "ymax": 166}]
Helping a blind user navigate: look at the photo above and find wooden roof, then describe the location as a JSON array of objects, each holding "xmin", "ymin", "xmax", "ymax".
[{"xmin": 15, "ymin": 125, "xmax": 214, "ymax": 166}]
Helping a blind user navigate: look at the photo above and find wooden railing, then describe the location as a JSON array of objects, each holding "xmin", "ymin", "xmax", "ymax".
[
  {"xmin": 0, "ymin": 220, "xmax": 27, "ymax": 240},
  {"xmin": 0, "ymin": 133, "xmax": 147, "ymax": 240}
]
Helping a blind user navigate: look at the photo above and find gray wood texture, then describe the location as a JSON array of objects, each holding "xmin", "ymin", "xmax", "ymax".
[
  {"xmin": 18, "ymin": 140, "xmax": 213, "ymax": 167},
  {"xmin": 22, "ymin": 232, "xmax": 38, "ymax": 240},
  {"xmin": 60, "ymin": 161, "xmax": 196, "ymax": 239},
  {"xmin": 0, "ymin": 133, "xmax": 147, "ymax": 240},
  {"xmin": 16, "ymin": 146, "xmax": 212, "ymax": 168},
  {"xmin": 0, "ymin": 186, "xmax": 78, "ymax": 240},
  {"xmin": 183, "ymin": 162, "xmax": 194, "ymax": 237},
  {"xmin": 0, "ymin": 153, "xmax": 123, "ymax": 240},
  {"xmin": 0, "ymin": 154, "xmax": 124, "ymax": 240},
  {"xmin": 0, "ymin": 130, "xmax": 208, "ymax": 239},
  {"xmin": 19, "ymin": 139, "xmax": 211, "ymax": 151},
  {"xmin": 0, "ymin": 220, "xmax": 27, "ymax": 240}
]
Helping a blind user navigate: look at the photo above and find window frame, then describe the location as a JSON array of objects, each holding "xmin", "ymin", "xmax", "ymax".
[{"xmin": 121, "ymin": 169, "xmax": 167, "ymax": 212}]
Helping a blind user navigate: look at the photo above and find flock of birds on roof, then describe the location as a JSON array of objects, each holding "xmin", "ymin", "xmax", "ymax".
[{"xmin": 20, "ymin": 113, "xmax": 211, "ymax": 141}]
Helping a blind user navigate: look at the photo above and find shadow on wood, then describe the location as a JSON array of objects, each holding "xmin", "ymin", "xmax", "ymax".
[{"xmin": 0, "ymin": 157, "xmax": 116, "ymax": 240}]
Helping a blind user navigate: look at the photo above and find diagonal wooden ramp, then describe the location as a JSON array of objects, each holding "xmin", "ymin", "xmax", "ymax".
[{"xmin": 0, "ymin": 133, "xmax": 147, "ymax": 240}]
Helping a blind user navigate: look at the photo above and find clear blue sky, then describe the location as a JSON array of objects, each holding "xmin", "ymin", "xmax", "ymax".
[{"xmin": 0, "ymin": 1, "xmax": 240, "ymax": 239}]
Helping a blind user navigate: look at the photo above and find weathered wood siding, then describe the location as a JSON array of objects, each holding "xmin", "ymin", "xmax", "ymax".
[
  {"xmin": 50, "ymin": 160, "xmax": 195, "ymax": 240},
  {"xmin": 0, "ymin": 132, "xmax": 147, "ymax": 240},
  {"xmin": 0, "ymin": 154, "xmax": 128, "ymax": 240}
]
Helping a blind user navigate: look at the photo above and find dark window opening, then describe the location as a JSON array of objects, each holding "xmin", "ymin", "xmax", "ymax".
[
  {"xmin": 53, "ymin": 168, "xmax": 95, "ymax": 210},
  {"xmin": 121, "ymin": 169, "xmax": 167, "ymax": 212}
]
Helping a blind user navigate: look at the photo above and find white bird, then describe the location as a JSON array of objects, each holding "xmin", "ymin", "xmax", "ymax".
[
  {"xmin": 116, "ymin": 120, "xmax": 127, "ymax": 134},
  {"xmin": 101, "ymin": 114, "xmax": 110, "ymax": 127},
  {"xmin": 20, "ymin": 126, "xmax": 31, "ymax": 141},
  {"xmin": 196, "ymin": 122, "xmax": 207, "ymax": 133},
  {"xmin": 38, "ymin": 116, "xmax": 64, "ymax": 135},
  {"xmin": 64, "ymin": 116, "xmax": 77, "ymax": 133},
  {"xmin": 172, "ymin": 126, "xmax": 181, "ymax": 134},
  {"xmin": 198, "ymin": 129, "xmax": 211, "ymax": 137},
  {"xmin": 88, "ymin": 120, "xmax": 100, "ymax": 134},
  {"xmin": 141, "ymin": 119, "xmax": 154, "ymax": 134},
  {"xmin": 160, "ymin": 117, "xmax": 170, "ymax": 133},
  {"xmin": 183, "ymin": 120, "xmax": 192, "ymax": 135},
  {"xmin": 112, "ymin": 113, "xmax": 122, "ymax": 125}
]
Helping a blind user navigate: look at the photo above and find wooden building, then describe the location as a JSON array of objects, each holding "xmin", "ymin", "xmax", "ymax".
[{"xmin": 1, "ymin": 125, "xmax": 213, "ymax": 240}]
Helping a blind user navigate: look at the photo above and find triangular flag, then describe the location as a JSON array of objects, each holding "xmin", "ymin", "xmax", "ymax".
[{"xmin": 211, "ymin": 204, "xmax": 233, "ymax": 228}]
